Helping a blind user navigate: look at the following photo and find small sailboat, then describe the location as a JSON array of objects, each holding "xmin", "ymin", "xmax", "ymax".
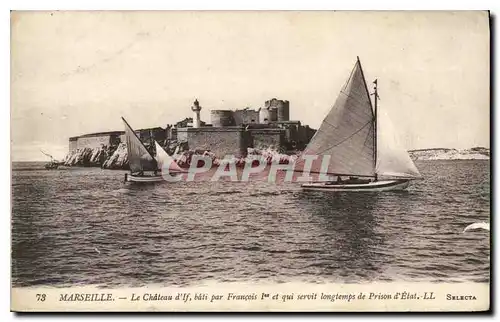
[
  {"xmin": 122, "ymin": 117, "xmax": 163, "ymax": 183},
  {"xmin": 299, "ymin": 57, "xmax": 422, "ymax": 192},
  {"xmin": 41, "ymin": 149, "xmax": 60, "ymax": 170}
]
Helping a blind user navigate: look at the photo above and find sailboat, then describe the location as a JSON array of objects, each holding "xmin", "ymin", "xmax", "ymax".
[
  {"xmin": 41, "ymin": 149, "xmax": 60, "ymax": 170},
  {"xmin": 299, "ymin": 57, "xmax": 422, "ymax": 192},
  {"xmin": 122, "ymin": 117, "xmax": 163, "ymax": 183}
]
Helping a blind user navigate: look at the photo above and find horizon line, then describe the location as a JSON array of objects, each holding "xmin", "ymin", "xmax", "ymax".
[{"xmin": 11, "ymin": 146, "xmax": 491, "ymax": 163}]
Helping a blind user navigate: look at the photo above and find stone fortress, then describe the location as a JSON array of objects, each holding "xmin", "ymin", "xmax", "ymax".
[{"xmin": 65, "ymin": 98, "xmax": 317, "ymax": 168}]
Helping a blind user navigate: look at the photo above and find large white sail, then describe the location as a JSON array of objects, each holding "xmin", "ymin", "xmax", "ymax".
[
  {"xmin": 154, "ymin": 141, "xmax": 185, "ymax": 173},
  {"xmin": 297, "ymin": 59, "xmax": 376, "ymax": 177},
  {"xmin": 375, "ymin": 109, "xmax": 422, "ymax": 179},
  {"xmin": 122, "ymin": 117, "xmax": 158, "ymax": 173}
]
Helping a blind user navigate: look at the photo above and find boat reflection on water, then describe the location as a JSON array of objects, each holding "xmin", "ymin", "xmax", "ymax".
[{"xmin": 294, "ymin": 191, "xmax": 396, "ymax": 282}]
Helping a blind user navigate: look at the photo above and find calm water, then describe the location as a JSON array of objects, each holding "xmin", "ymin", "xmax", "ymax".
[{"xmin": 11, "ymin": 161, "xmax": 490, "ymax": 287}]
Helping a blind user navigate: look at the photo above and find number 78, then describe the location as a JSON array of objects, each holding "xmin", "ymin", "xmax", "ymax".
[{"xmin": 36, "ymin": 294, "xmax": 46, "ymax": 301}]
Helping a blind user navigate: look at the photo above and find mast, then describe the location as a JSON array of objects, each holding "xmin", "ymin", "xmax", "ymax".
[
  {"xmin": 356, "ymin": 56, "xmax": 377, "ymax": 179},
  {"xmin": 373, "ymin": 79, "xmax": 378, "ymax": 181}
]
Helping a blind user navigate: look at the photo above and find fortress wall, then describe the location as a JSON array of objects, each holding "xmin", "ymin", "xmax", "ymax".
[
  {"xmin": 76, "ymin": 135, "xmax": 112, "ymax": 150},
  {"xmin": 297, "ymin": 125, "xmax": 306, "ymax": 145},
  {"xmin": 248, "ymin": 128, "xmax": 285, "ymax": 151},
  {"xmin": 176, "ymin": 129, "xmax": 188, "ymax": 143},
  {"xmin": 177, "ymin": 127, "xmax": 247, "ymax": 159},
  {"xmin": 274, "ymin": 121, "xmax": 301, "ymax": 145},
  {"xmin": 136, "ymin": 128, "xmax": 167, "ymax": 145},
  {"xmin": 210, "ymin": 110, "xmax": 235, "ymax": 127},
  {"xmin": 69, "ymin": 130, "xmax": 156, "ymax": 153},
  {"xmin": 233, "ymin": 109, "xmax": 260, "ymax": 125},
  {"xmin": 167, "ymin": 127, "xmax": 178, "ymax": 141},
  {"xmin": 69, "ymin": 138, "xmax": 78, "ymax": 153},
  {"xmin": 277, "ymin": 100, "xmax": 290, "ymax": 122}
]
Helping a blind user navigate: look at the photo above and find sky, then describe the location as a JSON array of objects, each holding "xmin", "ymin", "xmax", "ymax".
[{"xmin": 11, "ymin": 11, "xmax": 490, "ymax": 161}]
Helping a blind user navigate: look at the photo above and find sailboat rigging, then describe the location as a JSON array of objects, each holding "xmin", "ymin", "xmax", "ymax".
[{"xmin": 300, "ymin": 57, "xmax": 422, "ymax": 192}]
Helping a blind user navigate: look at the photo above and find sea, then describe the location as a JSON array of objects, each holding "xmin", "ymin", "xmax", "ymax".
[{"xmin": 11, "ymin": 160, "xmax": 490, "ymax": 288}]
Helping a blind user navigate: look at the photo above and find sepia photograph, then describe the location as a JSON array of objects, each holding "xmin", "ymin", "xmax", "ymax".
[{"xmin": 10, "ymin": 10, "xmax": 490, "ymax": 312}]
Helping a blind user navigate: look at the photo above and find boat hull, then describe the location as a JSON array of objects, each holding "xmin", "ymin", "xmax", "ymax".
[
  {"xmin": 301, "ymin": 179, "xmax": 410, "ymax": 192},
  {"xmin": 44, "ymin": 162, "xmax": 60, "ymax": 170},
  {"xmin": 124, "ymin": 173, "xmax": 164, "ymax": 183},
  {"xmin": 124, "ymin": 171, "xmax": 187, "ymax": 183}
]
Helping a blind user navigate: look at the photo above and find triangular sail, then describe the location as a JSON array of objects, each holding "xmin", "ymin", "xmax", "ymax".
[
  {"xmin": 376, "ymin": 110, "xmax": 422, "ymax": 178},
  {"xmin": 154, "ymin": 141, "xmax": 185, "ymax": 173},
  {"xmin": 122, "ymin": 117, "xmax": 157, "ymax": 173},
  {"xmin": 297, "ymin": 59, "xmax": 376, "ymax": 177}
]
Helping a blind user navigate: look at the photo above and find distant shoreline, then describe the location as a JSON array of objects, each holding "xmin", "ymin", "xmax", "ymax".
[{"xmin": 408, "ymin": 147, "xmax": 489, "ymax": 152}]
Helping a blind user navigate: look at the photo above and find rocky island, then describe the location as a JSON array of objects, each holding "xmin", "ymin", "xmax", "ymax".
[{"xmin": 62, "ymin": 98, "xmax": 316, "ymax": 169}]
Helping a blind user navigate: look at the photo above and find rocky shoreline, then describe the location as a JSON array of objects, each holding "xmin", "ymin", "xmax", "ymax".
[
  {"xmin": 62, "ymin": 143, "xmax": 295, "ymax": 170},
  {"xmin": 62, "ymin": 145, "xmax": 490, "ymax": 170},
  {"xmin": 408, "ymin": 147, "xmax": 490, "ymax": 161}
]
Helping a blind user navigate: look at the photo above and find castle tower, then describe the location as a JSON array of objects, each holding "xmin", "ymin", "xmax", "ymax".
[{"xmin": 191, "ymin": 99, "xmax": 202, "ymax": 128}]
